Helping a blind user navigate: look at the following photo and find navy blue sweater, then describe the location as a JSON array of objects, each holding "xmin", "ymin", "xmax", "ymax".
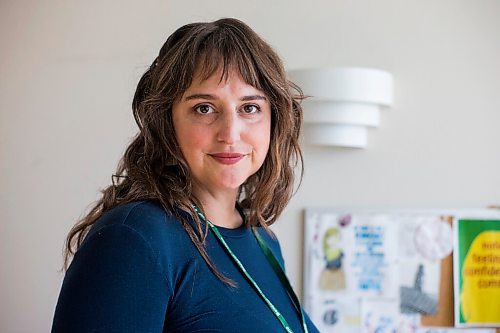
[{"xmin": 52, "ymin": 200, "xmax": 319, "ymax": 332}]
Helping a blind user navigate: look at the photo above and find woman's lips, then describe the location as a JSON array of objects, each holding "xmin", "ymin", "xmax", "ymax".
[{"xmin": 209, "ymin": 153, "xmax": 246, "ymax": 165}]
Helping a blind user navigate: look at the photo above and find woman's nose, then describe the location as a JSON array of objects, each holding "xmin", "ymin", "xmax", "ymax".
[{"xmin": 217, "ymin": 111, "xmax": 241, "ymax": 145}]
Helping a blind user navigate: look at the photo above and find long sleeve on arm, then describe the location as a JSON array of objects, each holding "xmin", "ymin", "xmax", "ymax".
[{"xmin": 52, "ymin": 223, "xmax": 171, "ymax": 333}]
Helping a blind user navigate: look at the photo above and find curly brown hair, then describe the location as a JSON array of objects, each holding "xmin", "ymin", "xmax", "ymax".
[{"xmin": 64, "ymin": 18, "xmax": 304, "ymax": 285}]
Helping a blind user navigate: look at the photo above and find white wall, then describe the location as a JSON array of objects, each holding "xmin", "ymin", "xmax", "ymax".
[{"xmin": 1, "ymin": 0, "xmax": 499, "ymax": 331}]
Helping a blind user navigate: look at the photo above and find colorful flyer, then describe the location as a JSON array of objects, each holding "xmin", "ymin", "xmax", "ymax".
[{"xmin": 454, "ymin": 219, "xmax": 500, "ymax": 327}]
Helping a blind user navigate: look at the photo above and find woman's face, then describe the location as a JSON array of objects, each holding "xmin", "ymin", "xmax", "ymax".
[{"xmin": 172, "ymin": 69, "xmax": 271, "ymax": 196}]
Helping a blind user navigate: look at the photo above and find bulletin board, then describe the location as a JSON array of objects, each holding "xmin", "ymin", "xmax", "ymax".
[{"xmin": 303, "ymin": 208, "xmax": 500, "ymax": 333}]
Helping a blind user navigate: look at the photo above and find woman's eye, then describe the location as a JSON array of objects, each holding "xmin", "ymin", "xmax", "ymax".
[
  {"xmin": 242, "ymin": 104, "xmax": 260, "ymax": 114},
  {"xmin": 194, "ymin": 104, "xmax": 215, "ymax": 114}
]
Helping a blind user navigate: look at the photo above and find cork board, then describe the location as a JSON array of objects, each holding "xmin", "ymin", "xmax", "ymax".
[{"xmin": 303, "ymin": 209, "xmax": 500, "ymax": 332}]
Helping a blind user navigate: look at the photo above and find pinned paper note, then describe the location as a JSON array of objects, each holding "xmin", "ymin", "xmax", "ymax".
[{"xmin": 414, "ymin": 219, "xmax": 453, "ymax": 261}]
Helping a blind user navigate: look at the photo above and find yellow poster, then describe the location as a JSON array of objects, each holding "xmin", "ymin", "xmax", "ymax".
[{"xmin": 454, "ymin": 219, "xmax": 500, "ymax": 327}]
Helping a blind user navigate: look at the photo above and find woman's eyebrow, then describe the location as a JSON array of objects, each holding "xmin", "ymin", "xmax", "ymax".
[
  {"xmin": 240, "ymin": 95, "xmax": 267, "ymax": 102},
  {"xmin": 184, "ymin": 93, "xmax": 216, "ymax": 101},
  {"xmin": 183, "ymin": 94, "xmax": 268, "ymax": 102}
]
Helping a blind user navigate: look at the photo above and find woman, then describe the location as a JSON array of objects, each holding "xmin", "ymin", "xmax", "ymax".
[{"xmin": 52, "ymin": 18, "xmax": 319, "ymax": 333}]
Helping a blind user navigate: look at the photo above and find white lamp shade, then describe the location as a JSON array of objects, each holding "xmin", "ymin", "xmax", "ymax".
[
  {"xmin": 288, "ymin": 67, "xmax": 393, "ymax": 105},
  {"xmin": 288, "ymin": 67, "xmax": 394, "ymax": 148}
]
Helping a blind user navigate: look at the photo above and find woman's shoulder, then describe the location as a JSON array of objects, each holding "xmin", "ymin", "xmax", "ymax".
[
  {"xmin": 85, "ymin": 200, "xmax": 193, "ymax": 254},
  {"xmin": 88, "ymin": 199, "xmax": 177, "ymax": 229}
]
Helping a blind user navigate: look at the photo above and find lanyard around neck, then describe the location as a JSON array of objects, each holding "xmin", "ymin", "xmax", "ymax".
[{"xmin": 193, "ymin": 206, "xmax": 308, "ymax": 333}]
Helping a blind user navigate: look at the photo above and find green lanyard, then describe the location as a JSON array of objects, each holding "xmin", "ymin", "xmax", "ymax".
[{"xmin": 193, "ymin": 206, "xmax": 309, "ymax": 333}]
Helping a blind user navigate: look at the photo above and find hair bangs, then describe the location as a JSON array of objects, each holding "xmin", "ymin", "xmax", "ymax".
[{"xmin": 192, "ymin": 28, "xmax": 264, "ymax": 91}]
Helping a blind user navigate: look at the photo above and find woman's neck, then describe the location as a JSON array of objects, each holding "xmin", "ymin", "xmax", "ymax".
[{"xmin": 192, "ymin": 187, "xmax": 243, "ymax": 229}]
